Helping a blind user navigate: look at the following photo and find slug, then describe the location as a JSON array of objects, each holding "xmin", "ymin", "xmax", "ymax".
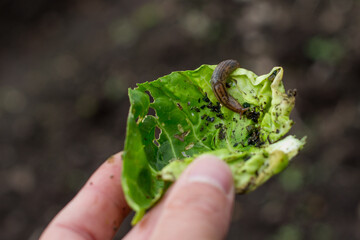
[{"xmin": 211, "ymin": 59, "xmax": 248, "ymax": 115}]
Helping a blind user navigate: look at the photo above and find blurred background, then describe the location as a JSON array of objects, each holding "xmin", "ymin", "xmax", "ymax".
[{"xmin": 0, "ymin": 0, "xmax": 359, "ymax": 239}]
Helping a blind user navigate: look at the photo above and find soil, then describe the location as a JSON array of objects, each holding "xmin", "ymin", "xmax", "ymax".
[{"xmin": 0, "ymin": 0, "xmax": 359, "ymax": 239}]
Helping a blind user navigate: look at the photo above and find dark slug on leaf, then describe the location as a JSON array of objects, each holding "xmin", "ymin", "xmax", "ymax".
[{"xmin": 210, "ymin": 60, "xmax": 249, "ymax": 116}]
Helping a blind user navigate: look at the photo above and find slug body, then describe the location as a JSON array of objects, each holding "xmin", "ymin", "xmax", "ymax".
[{"xmin": 211, "ymin": 59, "xmax": 248, "ymax": 115}]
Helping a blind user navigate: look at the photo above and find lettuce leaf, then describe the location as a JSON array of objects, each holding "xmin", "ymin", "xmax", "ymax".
[{"xmin": 122, "ymin": 64, "xmax": 306, "ymax": 224}]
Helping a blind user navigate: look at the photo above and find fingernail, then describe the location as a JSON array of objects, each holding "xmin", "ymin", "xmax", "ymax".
[{"xmin": 186, "ymin": 155, "xmax": 233, "ymax": 196}]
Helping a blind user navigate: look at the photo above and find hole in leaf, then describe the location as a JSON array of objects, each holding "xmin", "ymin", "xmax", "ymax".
[
  {"xmin": 155, "ymin": 126, "xmax": 161, "ymax": 140},
  {"xmin": 153, "ymin": 139, "xmax": 160, "ymax": 146},
  {"xmin": 145, "ymin": 91, "xmax": 156, "ymax": 116},
  {"xmin": 145, "ymin": 90, "xmax": 154, "ymax": 103},
  {"xmin": 148, "ymin": 107, "xmax": 156, "ymax": 116}
]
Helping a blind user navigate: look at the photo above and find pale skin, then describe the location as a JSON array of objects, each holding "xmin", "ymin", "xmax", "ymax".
[{"xmin": 40, "ymin": 153, "xmax": 235, "ymax": 240}]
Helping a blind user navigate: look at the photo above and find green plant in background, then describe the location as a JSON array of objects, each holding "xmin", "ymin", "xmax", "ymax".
[
  {"xmin": 122, "ymin": 63, "xmax": 306, "ymax": 224},
  {"xmin": 273, "ymin": 224, "xmax": 302, "ymax": 240},
  {"xmin": 279, "ymin": 166, "xmax": 304, "ymax": 192},
  {"xmin": 305, "ymin": 36, "xmax": 345, "ymax": 64}
]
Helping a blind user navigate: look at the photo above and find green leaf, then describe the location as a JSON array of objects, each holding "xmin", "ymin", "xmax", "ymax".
[{"xmin": 122, "ymin": 64, "xmax": 306, "ymax": 224}]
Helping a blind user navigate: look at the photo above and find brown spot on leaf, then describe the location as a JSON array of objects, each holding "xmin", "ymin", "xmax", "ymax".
[
  {"xmin": 287, "ymin": 89, "xmax": 297, "ymax": 97},
  {"xmin": 219, "ymin": 127, "xmax": 226, "ymax": 140},
  {"xmin": 176, "ymin": 103, "xmax": 183, "ymax": 110},
  {"xmin": 185, "ymin": 143, "xmax": 194, "ymax": 150},
  {"xmin": 174, "ymin": 130, "xmax": 190, "ymax": 142},
  {"xmin": 245, "ymin": 108, "xmax": 260, "ymax": 123}
]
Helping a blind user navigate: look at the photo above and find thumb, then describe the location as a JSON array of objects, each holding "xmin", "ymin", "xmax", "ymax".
[{"xmin": 150, "ymin": 155, "xmax": 235, "ymax": 240}]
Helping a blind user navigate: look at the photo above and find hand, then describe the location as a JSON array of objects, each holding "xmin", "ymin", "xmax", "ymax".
[{"xmin": 40, "ymin": 153, "xmax": 235, "ymax": 240}]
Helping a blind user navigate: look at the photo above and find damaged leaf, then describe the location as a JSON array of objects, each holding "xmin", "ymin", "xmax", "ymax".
[{"xmin": 122, "ymin": 63, "xmax": 306, "ymax": 224}]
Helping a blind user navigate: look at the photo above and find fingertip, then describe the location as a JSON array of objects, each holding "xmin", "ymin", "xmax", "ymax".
[
  {"xmin": 106, "ymin": 151, "xmax": 123, "ymax": 165},
  {"xmin": 149, "ymin": 154, "xmax": 235, "ymax": 240},
  {"xmin": 84, "ymin": 152, "xmax": 124, "ymax": 193},
  {"xmin": 185, "ymin": 154, "xmax": 234, "ymax": 197},
  {"xmin": 40, "ymin": 152, "xmax": 130, "ymax": 240}
]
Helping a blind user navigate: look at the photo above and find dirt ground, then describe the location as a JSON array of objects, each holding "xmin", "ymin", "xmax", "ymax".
[{"xmin": 0, "ymin": 0, "xmax": 359, "ymax": 239}]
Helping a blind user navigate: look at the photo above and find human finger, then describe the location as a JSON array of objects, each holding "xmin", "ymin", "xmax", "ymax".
[
  {"xmin": 40, "ymin": 152, "xmax": 130, "ymax": 240},
  {"xmin": 126, "ymin": 154, "xmax": 235, "ymax": 240}
]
